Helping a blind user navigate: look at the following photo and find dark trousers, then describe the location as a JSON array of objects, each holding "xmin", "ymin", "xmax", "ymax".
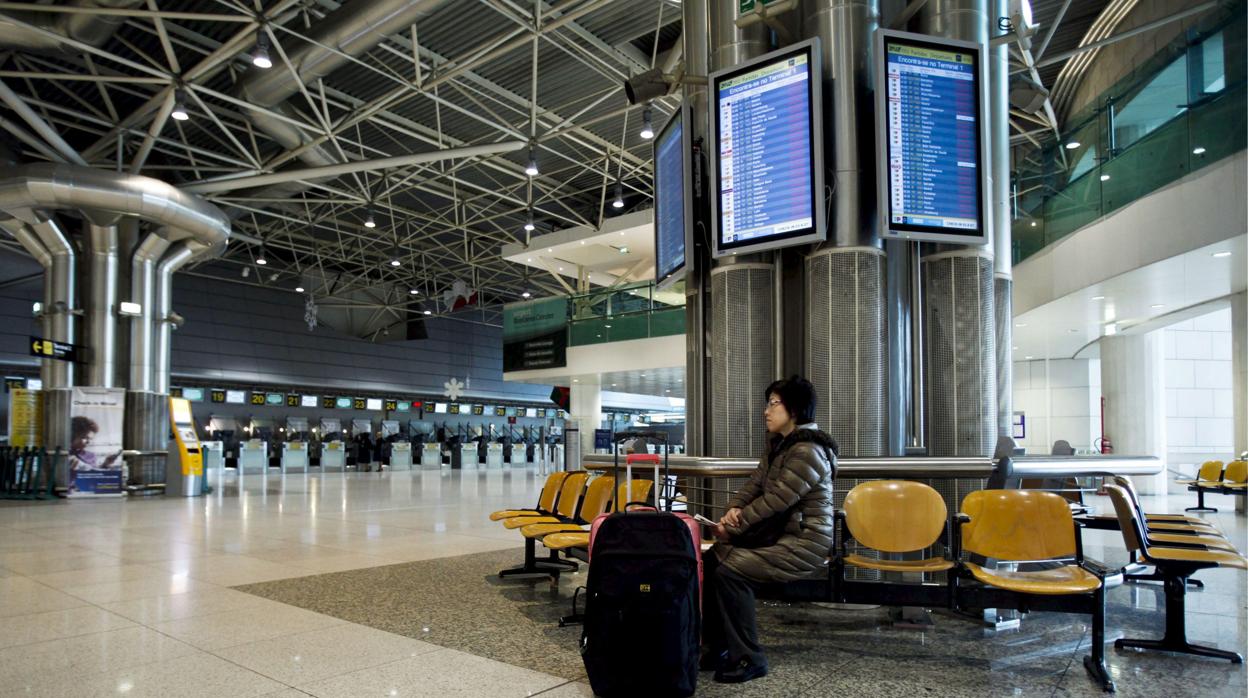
[{"xmin": 703, "ymin": 551, "xmax": 766, "ymax": 666}]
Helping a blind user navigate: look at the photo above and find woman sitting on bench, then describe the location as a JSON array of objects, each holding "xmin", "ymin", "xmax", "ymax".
[{"xmin": 703, "ymin": 375, "xmax": 838, "ymax": 684}]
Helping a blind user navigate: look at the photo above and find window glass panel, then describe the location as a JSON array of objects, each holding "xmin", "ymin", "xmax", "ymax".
[
  {"xmin": 1113, "ymin": 55, "xmax": 1189, "ymax": 151},
  {"xmin": 1201, "ymin": 31, "xmax": 1226, "ymax": 93}
]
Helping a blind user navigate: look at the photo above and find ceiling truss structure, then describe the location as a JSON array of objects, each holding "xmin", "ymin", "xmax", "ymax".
[{"xmin": 0, "ymin": 0, "xmax": 684, "ymax": 322}]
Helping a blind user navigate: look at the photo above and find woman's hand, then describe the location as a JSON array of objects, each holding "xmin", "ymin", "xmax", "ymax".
[{"xmin": 720, "ymin": 507, "xmax": 743, "ymax": 529}]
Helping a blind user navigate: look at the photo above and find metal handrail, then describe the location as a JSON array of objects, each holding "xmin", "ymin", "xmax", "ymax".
[{"xmin": 583, "ymin": 451, "xmax": 1162, "ymax": 480}]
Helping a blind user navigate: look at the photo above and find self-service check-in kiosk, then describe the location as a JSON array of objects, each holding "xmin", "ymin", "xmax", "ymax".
[
  {"xmin": 282, "ymin": 417, "xmax": 309, "ymax": 472},
  {"xmin": 486, "ymin": 442, "xmax": 504, "ymax": 469},
  {"xmin": 420, "ymin": 442, "xmax": 442, "ymax": 469},
  {"xmin": 166, "ymin": 397, "xmax": 203, "ymax": 497},
  {"xmin": 239, "ymin": 439, "xmax": 268, "ymax": 473}
]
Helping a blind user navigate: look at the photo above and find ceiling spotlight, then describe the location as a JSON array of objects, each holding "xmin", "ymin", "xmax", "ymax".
[
  {"xmin": 524, "ymin": 210, "xmax": 535, "ymax": 232},
  {"xmin": 1193, "ymin": 146, "xmax": 1206, "ymax": 155},
  {"xmin": 423, "ymin": 310, "xmax": 432, "ymax": 316},
  {"xmin": 524, "ymin": 146, "xmax": 539, "ymax": 177},
  {"xmin": 170, "ymin": 89, "xmax": 190, "ymax": 121},
  {"xmin": 1151, "ymin": 303, "xmax": 1165, "ymax": 309},
  {"xmin": 389, "ymin": 245, "xmax": 401, "ymax": 267},
  {"xmin": 409, "ymin": 288, "xmax": 420, "ymax": 295},
  {"xmin": 1030, "ymin": 221, "xmax": 1037, "ymax": 227},
  {"xmin": 612, "ymin": 182, "xmax": 624, "ymax": 209},
  {"xmin": 364, "ymin": 210, "xmax": 376, "ymax": 228},
  {"xmin": 255, "ymin": 245, "xmax": 267, "ymax": 266},
  {"xmin": 295, "ymin": 286, "xmax": 305, "ymax": 293},
  {"xmin": 521, "ymin": 291, "xmax": 532, "ymax": 299},
  {"xmin": 1092, "ymin": 295, "xmax": 1105, "ymax": 300},
  {"xmin": 619, "ymin": 246, "xmax": 629, "ymax": 254},
  {"xmin": 252, "ymin": 34, "xmax": 273, "ymax": 69},
  {"xmin": 1064, "ymin": 140, "xmax": 1080, "ymax": 150},
  {"xmin": 1212, "ymin": 251, "xmax": 1232, "ymax": 258},
  {"xmin": 241, "ymin": 267, "xmax": 250, "ymax": 278},
  {"xmin": 1024, "ymin": 355, "xmax": 1034, "ymax": 360},
  {"xmin": 639, "ymin": 107, "xmax": 654, "ymax": 140},
  {"xmin": 1099, "ymin": 174, "xmax": 1111, "ymax": 181}
]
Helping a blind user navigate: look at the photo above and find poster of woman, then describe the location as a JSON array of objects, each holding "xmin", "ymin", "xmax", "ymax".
[{"xmin": 68, "ymin": 387, "xmax": 126, "ymax": 497}]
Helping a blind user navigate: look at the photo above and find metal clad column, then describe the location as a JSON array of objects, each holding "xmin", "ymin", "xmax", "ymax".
[
  {"xmin": 683, "ymin": 0, "xmax": 709, "ymax": 457},
  {"xmin": 707, "ymin": 2, "xmax": 774, "ymax": 460},
  {"xmin": 918, "ymin": 0, "xmax": 997, "ymax": 460},
  {"xmin": 85, "ymin": 223, "xmax": 118, "ymax": 387},
  {"xmin": 801, "ymin": 0, "xmax": 886, "ymax": 459},
  {"xmin": 991, "ymin": 0, "xmax": 1013, "ymax": 441}
]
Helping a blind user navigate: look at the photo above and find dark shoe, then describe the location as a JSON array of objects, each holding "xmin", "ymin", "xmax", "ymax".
[
  {"xmin": 699, "ymin": 649, "xmax": 727, "ymax": 672},
  {"xmin": 714, "ymin": 658, "xmax": 768, "ymax": 684}
]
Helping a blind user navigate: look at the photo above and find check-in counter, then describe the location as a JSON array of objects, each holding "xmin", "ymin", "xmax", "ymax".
[
  {"xmin": 390, "ymin": 442, "xmax": 412, "ymax": 470},
  {"xmin": 320, "ymin": 441, "xmax": 346, "ymax": 471},
  {"xmin": 486, "ymin": 443, "xmax": 504, "ymax": 469},
  {"xmin": 420, "ymin": 442, "xmax": 442, "ymax": 469},
  {"xmin": 238, "ymin": 439, "xmax": 268, "ymax": 474},
  {"xmin": 282, "ymin": 441, "xmax": 308, "ymax": 472},
  {"xmin": 202, "ymin": 440, "xmax": 224, "ymax": 484},
  {"xmin": 510, "ymin": 443, "xmax": 528, "ymax": 467}
]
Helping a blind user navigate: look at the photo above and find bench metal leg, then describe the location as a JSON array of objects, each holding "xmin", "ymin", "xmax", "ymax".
[
  {"xmin": 1184, "ymin": 488, "xmax": 1217, "ymax": 513},
  {"xmin": 1115, "ymin": 575, "xmax": 1243, "ymax": 663},
  {"xmin": 498, "ymin": 538, "xmax": 577, "ymax": 580},
  {"xmin": 1083, "ymin": 583, "xmax": 1116, "ymax": 692}
]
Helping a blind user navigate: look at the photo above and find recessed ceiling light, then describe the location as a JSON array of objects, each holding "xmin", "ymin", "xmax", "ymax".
[
  {"xmin": 547, "ymin": 248, "xmax": 553, "ymax": 252},
  {"xmin": 558, "ymin": 266, "xmax": 563, "ymax": 271},
  {"xmin": 1030, "ymin": 221, "xmax": 1037, "ymax": 227},
  {"xmin": 409, "ymin": 289, "xmax": 419, "ymax": 295},
  {"xmin": 1099, "ymin": 174, "xmax": 1111, "ymax": 182},
  {"xmin": 604, "ymin": 324, "xmax": 612, "ymax": 328},
  {"xmin": 611, "ymin": 384, "xmax": 617, "ymax": 387},
  {"xmin": 1067, "ymin": 328, "xmax": 1079, "ymax": 333},
  {"xmin": 1092, "ymin": 295, "xmax": 1104, "ymax": 300},
  {"xmin": 580, "ymin": 240, "xmax": 585, "ymax": 245},
  {"xmin": 1012, "ymin": 346, "xmax": 1018, "ymax": 350},
  {"xmin": 1025, "ymin": 355, "xmax": 1034, "ymax": 360},
  {"xmin": 521, "ymin": 291, "xmax": 531, "ymax": 299},
  {"xmin": 573, "ymin": 379, "xmax": 579, "ymax": 383},
  {"xmin": 1212, "ymin": 251, "xmax": 1232, "ymax": 258},
  {"xmin": 1193, "ymin": 146, "xmax": 1206, "ymax": 155},
  {"xmin": 423, "ymin": 310, "xmax": 432, "ymax": 315},
  {"xmin": 1151, "ymin": 304, "xmax": 1164, "ymax": 309},
  {"xmin": 295, "ymin": 286, "xmax": 304, "ymax": 293},
  {"xmin": 1015, "ymin": 322, "xmax": 1026, "ymax": 327},
  {"xmin": 1064, "ymin": 141, "xmax": 1080, "ymax": 149}
]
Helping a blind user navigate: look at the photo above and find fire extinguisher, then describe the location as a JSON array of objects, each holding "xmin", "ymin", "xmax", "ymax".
[{"xmin": 1097, "ymin": 397, "xmax": 1113, "ymax": 454}]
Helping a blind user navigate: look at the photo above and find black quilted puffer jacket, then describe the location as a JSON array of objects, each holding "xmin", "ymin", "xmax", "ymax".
[{"xmin": 714, "ymin": 425, "xmax": 838, "ymax": 583}]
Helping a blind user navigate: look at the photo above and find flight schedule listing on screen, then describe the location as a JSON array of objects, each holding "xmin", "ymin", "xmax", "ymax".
[
  {"xmin": 885, "ymin": 40, "xmax": 982, "ymax": 235},
  {"xmin": 716, "ymin": 51, "xmax": 814, "ymax": 250},
  {"xmin": 654, "ymin": 113, "xmax": 685, "ymax": 282}
]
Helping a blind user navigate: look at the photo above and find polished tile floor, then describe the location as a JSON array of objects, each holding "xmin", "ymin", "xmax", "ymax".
[{"xmin": 0, "ymin": 468, "xmax": 1243, "ymax": 697}]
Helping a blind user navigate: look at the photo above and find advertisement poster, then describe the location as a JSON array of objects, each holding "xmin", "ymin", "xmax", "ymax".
[
  {"xmin": 8, "ymin": 388, "xmax": 43, "ymax": 447},
  {"xmin": 68, "ymin": 387, "xmax": 125, "ymax": 497},
  {"xmin": 503, "ymin": 297, "xmax": 568, "ymax": 371}
]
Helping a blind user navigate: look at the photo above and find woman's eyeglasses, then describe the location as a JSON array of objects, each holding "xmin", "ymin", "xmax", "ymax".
[{"xmin": 765, "ymin": 399, "xmax": 783, "ymax": 409}]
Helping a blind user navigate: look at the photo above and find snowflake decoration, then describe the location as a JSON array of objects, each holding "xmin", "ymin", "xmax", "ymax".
[
  {"xmin": 443, "ymin": 377, "xmax": 465, "ymax": 401},
  {"xmin": 304, "ymin": 294, "xmax": 318, "ymax": 331}
]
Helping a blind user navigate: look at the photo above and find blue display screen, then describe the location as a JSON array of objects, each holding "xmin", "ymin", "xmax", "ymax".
[
  {"xmin": 654, "ymin": 112, "xmax": 686, "ymax": 283},
  {"xmin": 715, "ymin": 50, "xmax": 816, "ymax": 251},
  {"xmin": 884, "ymin": 40, "xmax": 983, "ymax": 236}
]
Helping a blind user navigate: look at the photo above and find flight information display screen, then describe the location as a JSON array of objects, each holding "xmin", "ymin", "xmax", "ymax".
[
  {"xmin": 711, "ymin": 39, "xmax": 823, "ymax": 257},
  {"xmin": 877, "ymin": 30, "xmax": 988, "ymax": 244},
  {"xmin": 654, "ymin": 107, "xmax": 688, "ymax": 286}
]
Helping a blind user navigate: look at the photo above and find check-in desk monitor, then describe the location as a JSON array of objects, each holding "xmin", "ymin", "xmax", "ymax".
[{"xmin": 167, "ymin": 397, "xmax": 203, "ymax": 497}]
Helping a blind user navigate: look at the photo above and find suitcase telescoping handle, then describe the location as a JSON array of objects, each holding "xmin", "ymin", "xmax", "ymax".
[{"xmin": 612, "ymin": 430, "xmax": 670, "ymax": 511}]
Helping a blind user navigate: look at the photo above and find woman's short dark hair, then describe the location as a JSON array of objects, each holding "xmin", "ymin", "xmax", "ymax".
[
  {"xmin": 71, "ymin": 416, "xmax": 99, "ymax": 438},
  {"xmin": 765, "ymin": 375, "xmax": 817, "ymax": 425}
]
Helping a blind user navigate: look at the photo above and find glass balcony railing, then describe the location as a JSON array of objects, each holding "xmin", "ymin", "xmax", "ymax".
[
  {"xmin": 566, "ymin": 281, "xmax": 685, "ymax": 346},
  {"xmin": 1012, "ymin": 2, "xmax": 1246, "ymax": 264}
]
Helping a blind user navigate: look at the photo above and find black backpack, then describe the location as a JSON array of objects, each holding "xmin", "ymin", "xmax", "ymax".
[{"xmin": 580, "ymin": 511, "xmax": 699, "ymax": 697}]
